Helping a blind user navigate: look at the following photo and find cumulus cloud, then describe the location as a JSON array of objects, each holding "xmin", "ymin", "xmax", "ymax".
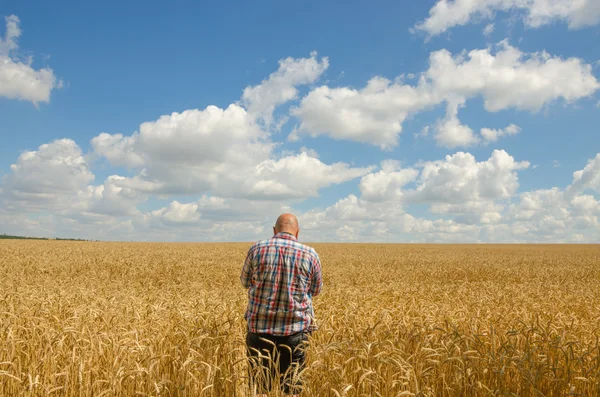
[
  {"xmin": 299, "ymin": 151, "xmax": 600, "ymax": 243},
  {"xmin": 92, "ymin": 104, "xmax": 371, "ymax": 200},
  {"xmin": 291, "ymin": 42, "xmax": 599, "ymax": 148},
  {"xmin": 93, "ymin": 104, "xmax": 269, "ymax": 170},
  {"xmin": 300, "ymin": 200, "xmax": 483, "ymax": 243},
  {"xmin": 483, "ymin": 23, "xmax": 495, "ymax": 36},
  {"xmin": 410, "ymin": 150, "xmax": 530, "ymax": 206},
  {"xmin": 302, "ymin": 149, "xmax": 530, "ymax": 240},
  {"xmin": 359, "ymin": 150, "xmax": 530, "ymax": 209},
  {"xmin": 359, "ymin": 160, "xmax": 419, "ymax": 202},
  {"xmin": 151, "ymin": 201, "xmax": 201, "ymax": 225},
  {"xmin": 0, "ymin": 140, "xmax": 145, "ymax": 227},
  {"xmin": 0, "ymin": 54, "xmax": 371, "ymax": 241},
  {"xmin": 2, "ymin": 40, "xmax": 598, "ymax": 243},
  {"xmin": 570, "ymin": 194, "xmax": 600, "ymax": 216},
  {"xmin": 247, "ymin": 152, "xmax": 373, "ymax": 200},
  {"xmin": 76, "ymin": 176, "xmax": 145, "ymax": 218},
  {"xmin": 506, "ymin": 185, "xmax": 599, "ymax": 241},
  {"xmin": 3, "ymin": 139, "xmax": 598, "ymax": 242},
  {"xmin": 1, "ymin": 139, "xmax": 94, "ymax": 211},
  {"xmin": 108, "ymin": 151, "xmax": 600, "ymax": 242},
  {"xmin": 131, "ymin": 196, "xmax": 294, "ymax": 241},
  {"xmin": 480, "ymin": 124, "xmax": 521, "ymax": 143},
  {"xmin": 426, "ymin": 41, "xmax": 599, "ymax": 112},
  {"xmin": 568, "ymin": 153, "xmax": 600, "ymax": 195},
  {"xmin": 91, "ymin": 133, "xmax": 144, "ymax": 168},
  {"xmin": 241, "ymin": 52, "xmax": 329, "ymax": 127},
  {"xmin": 379, "ymin": 150, "xmax": 528, "ymax": 209},
  {"xmin": 0, "ymin": 15, "xmax": 61, "ymax": 104},
  {"xmin": 290, "ymin": 76, "xmax": 440, "ymax": 149},
  {"xmin": 0, "ymin": 213, "xmax": 56, "ymax": 239},
  {"xmin": 414, "ymin": 0, "xmax": 600, "ymax": 37},
  {"xmin": 434, "ymin": 100, "xmax": 479, "ymax": 148}
]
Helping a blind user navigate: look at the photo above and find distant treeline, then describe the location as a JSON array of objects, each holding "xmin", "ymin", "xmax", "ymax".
[{"xmin": 0, "ymin": 234, "xmax": 90, "ymax": 241}]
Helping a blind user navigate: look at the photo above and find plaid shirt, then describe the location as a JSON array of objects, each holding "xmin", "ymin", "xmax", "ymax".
[{"xmin": 241, "ymin": 232, "xmax": 323, "ymax": 336}]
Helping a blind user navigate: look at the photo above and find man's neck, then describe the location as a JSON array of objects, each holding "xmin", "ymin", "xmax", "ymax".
[{"xmin": 278, "ymin": 232, "xmax": 296, "ymax": 237}]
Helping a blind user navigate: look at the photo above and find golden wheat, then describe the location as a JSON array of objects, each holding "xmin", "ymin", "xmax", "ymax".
[{"xmin": 1, "ymin": 241, "xmax": 599, "ymax": 396}]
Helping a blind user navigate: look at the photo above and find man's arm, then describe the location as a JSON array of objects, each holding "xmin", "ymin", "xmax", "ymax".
[
  {"xmin": 240, "ymin": 246, "xmax": 255, "ymax": 289},
  {"xmin": 309, "ymin": 252, "xmax": 323, "ymax": 296}
]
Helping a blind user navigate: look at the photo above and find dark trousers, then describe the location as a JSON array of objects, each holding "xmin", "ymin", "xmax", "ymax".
[{"xmin": 246, "ymin": 331, "xmax": 309, "ymax": 394}]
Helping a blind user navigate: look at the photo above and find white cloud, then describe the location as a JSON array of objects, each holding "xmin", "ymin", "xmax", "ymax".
[
  {"xmin": 483, "ymin": 23, "xmax": 495, "ymax": 36},
  {"xmin": 1, "ymin": 139, "xmax": 94, "ymax": 211},
  {"xmin": 434, "ymin": 100, "xmax": 479, "ymax": 148},
  {"xmin": 414, "ymin": 0, "xmax": 600, "ymax": 37},
  {"xmin": 0, "ymin": 140, "xmax": 144, "ymax": 232},
  {"xmin": 2, "ymin": 38, "xmax": 599, "ymax": 244},
  {"xmin": 93, "ymin": 104, "xmax": 270, "ymax": 172},
  {"xmin": 151, "ymin": 201, "xmax": 201, "ymax": 225},
  {"xmin": 91, "ymin": 133, "xmax": 144, "ymax": 168},
  {"xmin": 0, "ymin": 56, "xmax": 372, "ymax": 240},
  {"xmin": 359, "ymin": 150, "xmax": 529, "ymax": 216},
  {"xmin": 92, "ymin": 104, "xmax": 271, "ymax": 195},
  {"xmin": 76, "ymin": 176, "xmax": 145, "ymax": 218},
  {"xmin": 426, "ymin": 41, "xmax": 600, "ymax": 112},
  {"xmin": 246, "ymin": 152, "xmax": 373, "ymax": 200},
  {"xmin": 290, "ymin": 76, "xmax": 441, "ymax": 149},
  {"xmin": 410, "ymin": 149, "xmax": 530, "ymax": 205},
  {"xmin": 241, "ymin": 52, "xmax": 329, "ymax": 127},
  {"xmin": 300, "ymin": 199, "xmax": 484, "ymax": 243},
  {"xmin": 359, "ymin": 160, "xmax": 419, "ymax": 202},
  {"xmin": 299, "ymin": 151, "xmax": 600, "ymax": 243},
  {"xmin": 430, "ymin": 201, "xmax": 504, "ymax": 224},
  {"xmin": 335, "ymin": 225, "xmax": 358, "ymax": 241},
  {"xmin": 568, "ymin": 153, "xmax": 600, "ymax": 194},
  {"xmin": 291, "ymin": 42, "xmax": 599, "ymax": 148},
  {"xmin": 480, "ymin": 123, "xmax": 521, "ymax": 143},
  {"xmin": 192, "ymin": 195, "xmax": 291, "ymax": 223},
  {"xmin": 506, "ymin": 187, "xmax": 599, "ymax": 241},
  {"xmin": 0, "ymin": 213, "xmax": 56, "ymax": 239},
  {"xmin": 300, "ymin": 149, "xmax": 531, "ymax": 240},
  {"xmin": 325, "ymin": 194, "xmax": 382, "ymax": 222},
  {"xmin": 415, "ymin": 125, "xmax": 430, "ymax": 138},
  {"xmin": 354, "ymin": 149, "xmax": 531, "ymax": 210},
  {"xmin": 3, "ymin": 141, "xmax": 599, "ymax": 242},
  {"xmin": 0, "ymin": 15, "xmax": 61, "ymax": 104},
  {"xmin": 132, "ymin": 196, "xmax": 294, "ymax": 241},
  {"xmin": 281, "ymin": 151, "xmax": 600, "ymax": 242},
  {"xmin": 0, "ymin": 15, "xmax": 20, "ymax": 55},
  {"xmin": 570, "ymin": 194, "xmax": 600, "ymax": 215},
  {"xmin": 92, "ymin": 104, "xmax": 371, "ymax": 200}
]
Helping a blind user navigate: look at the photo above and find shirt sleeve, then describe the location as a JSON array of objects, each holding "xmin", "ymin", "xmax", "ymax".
[
  {"xmin": 240, "ymin": 246, "xmax": 255, "ymax": 289},
  {"xmin": 309, "ymin": 251, "xmax": 323, "ymax": 296}
]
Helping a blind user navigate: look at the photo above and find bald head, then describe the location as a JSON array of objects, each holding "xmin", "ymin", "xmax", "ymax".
[{"xmin": 274, "ymin": 213, "xmax": 300, "ymax": 237}]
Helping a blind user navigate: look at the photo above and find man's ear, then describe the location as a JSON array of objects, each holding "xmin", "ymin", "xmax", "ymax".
[
  {"xmin": 295, "ymin": 229, "xmax": 300, "ymax": 239},
  {"xmin": 273, "ymin": 227, "xmax": 277, "ymax": 236}
]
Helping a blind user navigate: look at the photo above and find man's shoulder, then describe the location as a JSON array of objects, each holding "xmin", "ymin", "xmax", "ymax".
[
  {"xmin": 298, "ymin": 242, "xmax": 318, "ymax": 255},
  {"xmin": 247, "ymin": 237, "xmax": 280, "ymax": 251},
  {"xmin": 247, "ymin": 239, "xmax": 269, "ymax": 252},
  {"xmin": 252, "ymin": 237, "xmax": 278, "ymax": 247},
  {"xmin": 288, "ymin": 240, "xmax": 320, "ymax": 260},
  {"xmin": 250, "ymin": 237, "xmax": 319, "ymax": 258}
]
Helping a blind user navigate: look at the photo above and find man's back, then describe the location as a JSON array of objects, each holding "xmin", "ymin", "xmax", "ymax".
[{"xmin": 241, "ymin": 232, "xmax": 322, "ymax": 336}]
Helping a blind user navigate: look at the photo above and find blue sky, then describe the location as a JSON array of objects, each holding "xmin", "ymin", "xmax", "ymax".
[{"xmin": 1, "ymin": 0, "xmax": 599, "ymax": 242}]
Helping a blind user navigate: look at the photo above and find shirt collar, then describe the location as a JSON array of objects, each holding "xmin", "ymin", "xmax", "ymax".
[{"xmin": 274, "ymin": 232, "xmax": 297, "ymax": 240}]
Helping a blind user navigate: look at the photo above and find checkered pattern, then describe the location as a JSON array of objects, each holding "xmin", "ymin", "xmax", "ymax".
[{"xmin": 241, "ymin": 232, "xmax": 323, "ymax": 336}]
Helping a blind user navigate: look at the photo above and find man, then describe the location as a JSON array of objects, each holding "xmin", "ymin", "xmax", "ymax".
[{"xmin": 241, "ymin": 213, "xmax": 323, "ymax": 396}]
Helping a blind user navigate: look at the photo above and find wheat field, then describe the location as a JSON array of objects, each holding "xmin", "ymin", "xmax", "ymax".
[{"xmin": 0, "ymin": 241, "xmax": 599, "ymax": 396}]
